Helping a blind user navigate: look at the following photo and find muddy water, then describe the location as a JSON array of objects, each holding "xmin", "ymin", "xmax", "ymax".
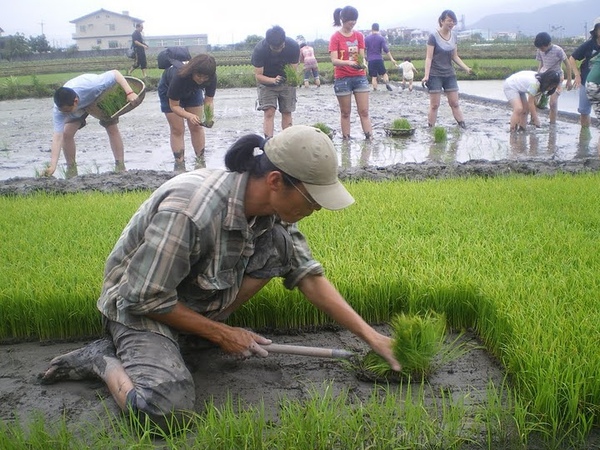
[{"xmin": 0, "ymin": 86, "xmax": 597, "ymax": 180}]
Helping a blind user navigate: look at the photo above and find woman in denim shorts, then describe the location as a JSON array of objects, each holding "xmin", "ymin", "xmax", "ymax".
[
  {"xmin": 329, "ymin": 5, "xmax": 372, "ymax": 139},
  {"xmin": 422, "ymin": 10, "xmax": 472, "ymax": 128}
]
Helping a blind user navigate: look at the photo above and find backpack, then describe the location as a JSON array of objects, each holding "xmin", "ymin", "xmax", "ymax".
[{"xmin": 157, "ymin": 47, "xmax": 192, "ymax": 69}]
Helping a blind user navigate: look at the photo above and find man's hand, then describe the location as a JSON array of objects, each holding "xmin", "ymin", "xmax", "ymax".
[
  {"xmin": 126, "ymin": 92, "xmax": 141, "ymax": 106},
  {"xmin": 565, "ymin": 78, "xmax": 573, "ymax": 91},
  {"xmin": 219, "ymin": 326, "xmax": 272, "ymax": 358},
  {"xmin": 369, "ymin": 333, "xmax": 401, "ymax": 372}
]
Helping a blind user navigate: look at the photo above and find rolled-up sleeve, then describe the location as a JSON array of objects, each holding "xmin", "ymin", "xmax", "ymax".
[{"xmin": 282, "ymin": 222, "xmax": 324, "ymax": 289}]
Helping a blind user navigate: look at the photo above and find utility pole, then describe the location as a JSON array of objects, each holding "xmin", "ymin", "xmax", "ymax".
[{"xmin": 39, "ymin": 20, "xmax": 45, "ymax": 35}]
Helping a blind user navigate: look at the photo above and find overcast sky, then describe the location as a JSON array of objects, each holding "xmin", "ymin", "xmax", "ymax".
[{"xmin": 3, "ymin": 0, "xmax": 572, "ymax": 47}]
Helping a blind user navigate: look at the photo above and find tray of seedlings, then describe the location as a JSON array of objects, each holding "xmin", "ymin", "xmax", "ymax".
[
  {"xmin": 85, "ymin": 76, "xmax": 146, "ymax": 121},
  {"xmin": 384, "ymin": 117, "xmax": 415, "ymax": 137}
]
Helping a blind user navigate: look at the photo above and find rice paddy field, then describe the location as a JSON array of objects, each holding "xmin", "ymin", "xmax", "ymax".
[{"xmin": 1, "ymin": 171, "xmax": 600, "ymax": 448}]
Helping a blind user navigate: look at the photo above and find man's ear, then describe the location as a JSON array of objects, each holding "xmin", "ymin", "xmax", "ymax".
[{"xmin": 265, "ymin": 171, "xmax": 285, "ymax": 192}]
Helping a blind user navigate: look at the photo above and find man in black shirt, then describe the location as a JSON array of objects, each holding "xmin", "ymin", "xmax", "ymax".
[
  {"xmin": 251, "ymin": 26, "xmax": 300, "ymax": 138},
  {"xmin": 128, "ymin": 23, "xmax": 148, "ymax": 78}
]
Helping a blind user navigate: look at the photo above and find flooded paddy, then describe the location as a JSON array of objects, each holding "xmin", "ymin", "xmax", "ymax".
[{"xmin": 0, "ymin": 84, "xmax": 597, "ymax": 180}]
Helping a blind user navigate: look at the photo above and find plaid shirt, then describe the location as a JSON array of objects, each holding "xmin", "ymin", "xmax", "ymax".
[{"xmin": 97, "ymin": 169, "xmax": 323, "ymax": 340}]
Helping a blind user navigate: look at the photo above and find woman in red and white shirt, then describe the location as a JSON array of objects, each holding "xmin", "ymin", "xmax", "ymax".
[{"xmin": 329, "ymin": 5, "xmax": 372, "ymax": 140}]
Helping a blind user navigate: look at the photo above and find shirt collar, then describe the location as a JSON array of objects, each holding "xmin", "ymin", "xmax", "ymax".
[{"xmin": 223, "ymin": 172, "xmax": 273, "ymax": 237}]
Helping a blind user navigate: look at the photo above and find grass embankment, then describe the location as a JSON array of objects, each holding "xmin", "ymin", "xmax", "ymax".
[
  {"xmin": 0, "ymin": 54, "xmax": 538, "ymax": 100},
  {"xmin": 1, "ymin": 173, "xmax": 600, "ymax": 446}
]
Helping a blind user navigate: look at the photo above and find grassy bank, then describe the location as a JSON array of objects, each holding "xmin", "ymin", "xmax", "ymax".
[
  {"xmin": 1, "ymin": 173, "xmax": 600, "ymax": 444},
  {"xmin": 0, "ymin": 49, "xmax": 541, "ymax": 100}
]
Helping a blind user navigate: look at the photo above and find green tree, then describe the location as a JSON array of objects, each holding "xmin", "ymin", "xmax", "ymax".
[
  {"xmin": 244, "ymin": 34, "xmax": 263, "ymax": 47},
  {"xmin": 0, "ymin": 33, "xmax": 31, "ymax": 60},
  {"xmin": 28, "ymin": 34, "xmax": 53, "ymax": 53}
]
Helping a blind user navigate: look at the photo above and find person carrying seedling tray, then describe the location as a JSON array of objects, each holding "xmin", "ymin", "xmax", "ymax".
[{"xmin": 42, "ymin": 70, "xmax": 140, "ymax": 178}]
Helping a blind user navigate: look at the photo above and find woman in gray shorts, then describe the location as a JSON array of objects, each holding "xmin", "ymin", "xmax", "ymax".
[{"xmin": 422, "ymin": 10, "xmax": 472, "ymax": 128}]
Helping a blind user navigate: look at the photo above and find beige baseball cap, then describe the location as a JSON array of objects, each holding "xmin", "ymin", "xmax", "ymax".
[{"xmin": 264, "ymin": 125, "xmax": 354, "ymax": 210}]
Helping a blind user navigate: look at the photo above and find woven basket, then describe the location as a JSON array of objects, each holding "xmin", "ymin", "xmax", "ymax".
[
  {"xmin": 384, "ymin": 126, "xmax": 415, "ymax": 137},
  {"xmin": 85, "ymin": 76, "xmax": 146, "ymax": 121}
]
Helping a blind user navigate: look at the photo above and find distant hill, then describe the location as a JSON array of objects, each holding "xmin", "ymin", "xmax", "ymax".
[{"xmin": 468, "ymin": 0, "xmax": 596, "ymax": 38}]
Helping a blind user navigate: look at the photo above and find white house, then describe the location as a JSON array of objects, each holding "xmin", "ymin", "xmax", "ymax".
[
  {"xmin": 70, "ymin": 9, "xmax": 208, "ymax": 54},
  {"xmin": 70, "ymin": 9, "xmax": 143, "ymax": 51}
]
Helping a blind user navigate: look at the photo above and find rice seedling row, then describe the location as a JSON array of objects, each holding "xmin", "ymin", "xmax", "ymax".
[{"xmin": 1, "ymin": 174, "xmax": 600, "ymax": 442}]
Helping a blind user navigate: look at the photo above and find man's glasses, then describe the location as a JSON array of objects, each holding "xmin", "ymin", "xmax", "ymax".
[{"xmin": 284, "ymin": 175, "xmax": 319, "ymax": 209}]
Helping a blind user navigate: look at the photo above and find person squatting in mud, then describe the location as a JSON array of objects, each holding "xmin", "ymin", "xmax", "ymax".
[
  {"xmin": 503, "ymin": 70, "xmax": 561, "ymax": 132},
  {"xmin": 41, "ymin": 125, "xmax": 401, "ymax": 430}
]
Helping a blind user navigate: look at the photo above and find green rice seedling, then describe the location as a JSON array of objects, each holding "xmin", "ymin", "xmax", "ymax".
[
  {"xmin": 434, "ymin": 126, "xmax": 447, "ymax": 143},
  {"xmin": 356, "ymin": 53, "xmax": 366, "ymax": 68},
  {"xmin": 3, "ymin": 174, "xmax": 600, "ymax": 443},
  {"xmin": 359, "ymin": 311, "xmax": 446, "ymax": 380},
  {"xmin": 95, "ymin": 82, "xmax": 142, "ymax": 118},
  {"xmin": 385, "ymin": 118, "xmax": 415, "ymax": 136},
  {"xmin": 95, "ymin": 88, "xmax": 128, "ymax": 117},
  {"xmin": 202, "ymin": 103, "xmax": 214, "ymax": 128},
  {"xmin": 311, "ymin": 122, "xmax": 334, "ymax": 139},
  {"xmin": 390, "ymin": 311, "xmax": 446, "ymax": 374},
  {"xmin": 390, "ymin": 117, "xmax": 412, "ymax": 130},
  {"xmin": 535, "ymin": 93, "xmax": 549, "ymax": 109},
  {"xmin": 283, "ymin": 64, "xmax": 301, "ymax": 87}
]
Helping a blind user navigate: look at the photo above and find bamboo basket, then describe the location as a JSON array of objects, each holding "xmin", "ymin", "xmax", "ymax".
[
  {"xmin": 383, "ymin": 126, "xmax": 416, "ymax": 137},
  {"xmin": 85, "ymin": 76, "xmax": 146, "ymax": 121}
]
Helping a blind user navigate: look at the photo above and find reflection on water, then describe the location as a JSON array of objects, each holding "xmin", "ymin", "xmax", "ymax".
[
  {"xmin": 334, "ymin": 120, "xmax": 596, "ymax": 169},
  {"xmin": 576, "ymin": 126, "xmax": 599, "ymax": 158}
]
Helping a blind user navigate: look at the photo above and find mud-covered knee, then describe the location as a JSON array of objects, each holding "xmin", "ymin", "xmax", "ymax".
[{"xmin": 125, "ymin": 384, "xmax": 195, "ymax": 432}]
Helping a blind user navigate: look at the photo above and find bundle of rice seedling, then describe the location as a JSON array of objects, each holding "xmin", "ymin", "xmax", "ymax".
[
  {"xmin": 312, "ymin": 122, "xmax": 334, "ymax": 139},
  {"xmin": 202, "ymin": 103, "xmax": 214, "ymax": 128},
  {"xmin": 384, "ymin": 118, "xmax": 415, "ymax": 137},
  {"xmin": 433, "ymin": 126, "xmax": 447, "ymax": 143},
  {"xmin": 535, "ymin": 93, "xmax": 549, "ymax": 110},
  {"xmin": 95, "ymin": 89, "xmax": 128, "ymax": 117},
  {"xmin": 390, "ymin": 118, "xmax": 412, "ymax": 130},
  {"xmin": 356, "ymin": 53, "xmax": 366, "ymax": 68},
  {"xmin": 358, "ymin": 311, "xmax": 446, "ymax": 381},
  {"xmin": 283, "ymin": 64, "xmax": 302, "ymax": 87}
]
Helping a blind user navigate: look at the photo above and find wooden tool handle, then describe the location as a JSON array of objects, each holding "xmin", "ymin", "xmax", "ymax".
[{"xmin": 260, "ymin": 343, "xmax": 354, "ymax": 359}]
